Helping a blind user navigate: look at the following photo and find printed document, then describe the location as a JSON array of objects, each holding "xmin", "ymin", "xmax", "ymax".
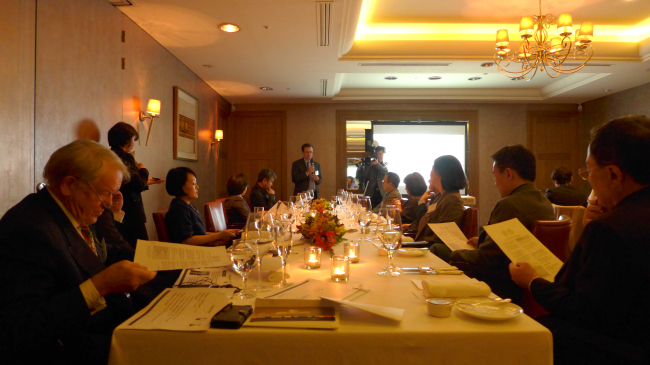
[
  {"xmin": 483, "ymin": 218, "xmax": 563, "ymax": 281},
  {"xmin": 134, "ymin": 240, "xmax": 230, "ymax": 271},
  {"xmin": 123, "ymin": 287, "xmax": 232, "ymax": 331},
  {"xmin": 428, "ymin": 222, "xmax": 474, "ymax": 251}
]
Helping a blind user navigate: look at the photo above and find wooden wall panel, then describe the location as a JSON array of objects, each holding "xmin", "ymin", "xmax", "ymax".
[
  {"xmin": 527, "ymin": 111, "xmax": 581, "ymax": 194},
  {"xmin": 230, "ymin": 112, "xmax": 286, "ymax": 204},
  {"xmin": 0, "ymin": 0, "xmax": 35, "ymax": 214},
  {"xmin": 34, "ymin": 0, "xmax": 123, "ymax": 179}
]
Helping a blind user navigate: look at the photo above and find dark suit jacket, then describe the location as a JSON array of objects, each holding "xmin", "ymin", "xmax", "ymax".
[
  {"xmin": 291, "ymin": 159, "xmax": 321, "ymax": 198},
  {"xmin": 165, "ymin": 198, "xmax": 207, "ymax": 244},
  {"xmin": 94, "ymin": 209, "xmax": 135, "ymax": 265},
  {"xmin": 414, "ymin": 190, "xmax": 465, "ymax": 242},
  {"xmin": 112, "ymin": 147, "xmax": 149, "ymax": 243},
  {"xmin": 545, "ymin": 184, "xmax": 588, "ymax": 207},
  {"xmin": 0, "ymin": 189, "xmax": 134, "ymax": 364},
  {"xmin": 531, "ymin": 185, "xmax": 650, "ymax": 347},
  {"xmin": 363, "ymin": 162, "xmax": 388, "ymax": 198},
  {"xmin": 225, "ymin": 195, "xmax": 251, "ymax": 224},
  {"xmin": 372, "ymin": 188, "xmax": 402, "ymax": 213},
  {"xmin": 249, "ymin": 183, "xmax": 276, "ymax": 211},
  {"xmin": 400, "ymin": 196, "xmax": 425, "ymax": 224}
]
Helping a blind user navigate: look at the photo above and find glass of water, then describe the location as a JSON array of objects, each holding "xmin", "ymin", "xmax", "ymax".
[
  {"xmin": 230, "ymin": 239, "xmax": 257, "ymax": 299},
  {"xmin": 377, "ymin": 224, "xmax": 402, "ymax": 277}
]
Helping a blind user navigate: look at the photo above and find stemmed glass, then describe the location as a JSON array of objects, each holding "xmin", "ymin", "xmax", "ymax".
[
  {"xmin": 245, "ymin": 212, "xmax": 270, "ymax": 292},
  {"xmin": 274, "ymin": 221, "xmax": 293, "ymax": 288},
  {"xmin": 377, "ymin": 223, "xmax": 402, "ymax": 277},
  {"xmin": 307, "ymin": 190, "xmax": 314, "ymax": 203},
  {"xmin": 289, "ymin": 196, "xmax": 300, "ymax": 232},
  {"xmin": 357, "ymin": 211, "xmax": 372, "ymax": 242},
  {"xmin": 230, "ymin": 239, "xmax": 257, "ymax": 299}
]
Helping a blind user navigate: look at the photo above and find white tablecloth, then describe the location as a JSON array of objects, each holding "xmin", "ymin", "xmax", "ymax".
[{"xmin": 109, "ymin": 225, "xmax": 552, "ymax": 365}]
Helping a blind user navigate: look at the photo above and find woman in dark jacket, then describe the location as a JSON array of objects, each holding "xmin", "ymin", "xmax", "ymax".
[
  {"xmin": 108, "ymin": 122, "xmax": 164, "ymax": 248},
  {"xmin": 225, "ymin": 173, "xmax": 251, "ymax": 224},
  {"xmin": 399, "ymin": 172, "xmax": 428, "ymax": 224},
  {"xmin": 164, "ymin": 167, "xmax": 237, "ymax": 245}
]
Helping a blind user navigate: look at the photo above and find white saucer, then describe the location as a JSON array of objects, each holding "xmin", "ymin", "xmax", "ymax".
[
  {"xmin": 396, "ymin": 248, "xmax": 428, "ymax": 257},
  {"xmin": 454, "ymin": 300, "xmax": 523, "ymax": 321}
]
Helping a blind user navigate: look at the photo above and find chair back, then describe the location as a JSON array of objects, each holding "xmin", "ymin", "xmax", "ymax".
[
  {"xmin": 531, "ymin": 217, "xmax": 572, "ymax": 262},
  {"xmin": 552, "ymin": 204, "xmax": 585, "ymax": 253},
  {"xmin": 152, "ymin": 209, "xmax": 169, "ymax": 242},
  {"xmin": 204, "ymin": 199, "xmax": 228, "ymax": 232},
  {"xmin": 521, "ymin": 217, "xmax": 572, "ymax": 317},
  {"xmin": 460, "ymin": 207, "xmax": 479, "ymax": 239}
]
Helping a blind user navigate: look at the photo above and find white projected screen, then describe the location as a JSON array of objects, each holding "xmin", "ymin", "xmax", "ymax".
[{"xmin": 372, "ymin": 123, "xmax": 467, "ymax": 195}]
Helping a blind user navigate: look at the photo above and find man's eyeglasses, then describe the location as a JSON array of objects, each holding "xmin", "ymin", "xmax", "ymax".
[
  {"xmin": 578, "ymin": 166, "xmax": 599, "ymax": 180},
  {"xmin": 84, "ymin": 181, "xmax": 114, "ymax": 210}
]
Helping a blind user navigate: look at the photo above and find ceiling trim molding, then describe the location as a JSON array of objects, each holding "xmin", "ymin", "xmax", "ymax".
[
  {"xmin": 339, "ymin": 0, "xmax": 363, "ymax": 57},
  {"xmin": 542, "ymin": 74, "xmax": 612, "ymax": 99}
]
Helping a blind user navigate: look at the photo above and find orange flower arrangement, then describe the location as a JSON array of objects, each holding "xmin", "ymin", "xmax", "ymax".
[
  {"xmin": 298, "ymin": 212, "xmax": 346, "ymax": 252},
  {"xmin": 310, "ymin": 198, "xmax": 333, "ymax": 214}
]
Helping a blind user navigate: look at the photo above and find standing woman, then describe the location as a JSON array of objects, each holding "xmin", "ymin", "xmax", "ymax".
[{"xmin": 108, "ymin": 122, "xmax": 164, "ymax": 248}]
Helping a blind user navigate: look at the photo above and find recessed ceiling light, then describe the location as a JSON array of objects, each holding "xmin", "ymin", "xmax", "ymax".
[
  {"xmin": 480, "ymin": 62, "xmax": 495, "ymax": 67},
  {"xmin": 468, "ymin": 77, "xmax": 482, "ymax": 81},
  {"xmin": 511, "ymin": 76, "xmax": 526, "ymax": 81},
  {"xmin": 384, "ymin": 76, "xmax": 397, "ymax": 80},
  {"xmin": 428, "ymin": 76, "xmax": 442, "ymax": 80},
  {"xmin": 219, "ymin": 23, "xmax": 240, "ymax": 33},
  {"xmin": 259, "ymin": 87, "xmax": 273, "ymax": 91}
]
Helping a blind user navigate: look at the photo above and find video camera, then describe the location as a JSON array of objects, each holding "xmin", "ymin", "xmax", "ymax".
[{"xmin": 360, "ymin": 146, "xmax": 385, "ymax": 166}]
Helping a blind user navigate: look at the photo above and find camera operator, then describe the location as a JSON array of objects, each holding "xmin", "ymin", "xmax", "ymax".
[{"xmin": 363, "ymin": 146, "xmax": 389, "ymax": 209}]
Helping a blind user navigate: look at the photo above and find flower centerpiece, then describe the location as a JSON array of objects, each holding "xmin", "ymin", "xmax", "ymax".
[
  {"xmin": 310, "ymin": 198, "xmax": 333, "ymax": 214},
  {"xmin": 298, "ymin": 212, "xmax": 346, "ymax": 253}
]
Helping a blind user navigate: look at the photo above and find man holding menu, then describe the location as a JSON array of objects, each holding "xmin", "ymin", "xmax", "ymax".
[{"xmin": 510, "ymin": 116, "xmax": 650, "ymax": 365}]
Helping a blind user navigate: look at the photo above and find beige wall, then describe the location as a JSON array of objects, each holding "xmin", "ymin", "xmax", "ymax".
[
  {"xmin": 1, "ymin": 0, "xmax": 229, "ymax": 240},
  {"xmin": 234, "ymin": 102, "xmax": 577, "ymax": 226}
]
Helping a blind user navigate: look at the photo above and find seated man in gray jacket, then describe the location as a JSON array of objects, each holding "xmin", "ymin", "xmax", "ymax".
[
  {"xmin": 372, "ymin": 172, "xmax": 402, "ymax": 213},
  {"xmin": 436, "ymin": 145, "xmax": 554, "ymax": 303}
]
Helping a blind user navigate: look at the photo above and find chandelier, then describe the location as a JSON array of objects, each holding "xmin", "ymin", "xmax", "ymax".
[{"xmin": 494, "ymin": 0, "xmax": 594, "ymax": 80}]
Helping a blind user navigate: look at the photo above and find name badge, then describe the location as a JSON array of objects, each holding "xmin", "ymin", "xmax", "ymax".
[
  {"xmin": 427, "ymin": 203, "xmax": 438, "ymax": 213},
  {"xmin": 315, "ymin": 170, "xmax": 319, "ymax": 176}
]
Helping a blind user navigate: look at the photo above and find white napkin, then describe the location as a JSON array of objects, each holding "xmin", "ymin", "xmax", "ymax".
[
  {"xmin": 422, "ymin": 278, "xmax": 491, "ymax": 298},
  {"xmin": 267, "ymin": 202, "xmax": 280, "ymax": 216},
  {"xmin": 401, "ymin": 235, "xmax": 414, "ymax": 242}
]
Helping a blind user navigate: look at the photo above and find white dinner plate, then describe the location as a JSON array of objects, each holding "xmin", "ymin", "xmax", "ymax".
[
  {"xmin": 396, "ymin": 248, "xmax": 428, "ymax": 257},
  {"xmin": 454, "ymin": 300, "xmax": 523, "ymax": 321}
]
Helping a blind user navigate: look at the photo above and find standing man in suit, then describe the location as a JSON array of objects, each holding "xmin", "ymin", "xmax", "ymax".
[
  {"xmin": 364, "ymin": 146, "xmax": 388, "ymax": 209},
  {"xmin": 0, "ymin": 140, "xmax": 156, "ymax": 364},
  {"xmin": 291, "ymin": 143, "xmax": 321, "ymax": 198},
  {"xmin": 544, "ymin": 166, "xmax": 588, "ymax": 207}
]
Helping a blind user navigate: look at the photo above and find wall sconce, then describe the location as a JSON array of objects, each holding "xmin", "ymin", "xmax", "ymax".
[
  {"xmin": 139, "ymin": 99, "xmax": 161, "ymax": 146},
  {"xmin": 212, "ymin": 129, "xmax": 224, "ymax": 158}
]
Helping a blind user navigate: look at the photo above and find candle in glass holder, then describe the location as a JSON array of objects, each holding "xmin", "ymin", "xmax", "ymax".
[
  {"xmin": 344, "ymin": 241, "xmax": 360, "ymax": 263},
  {"xmin": 304, "ymin": 246, "xmax": 322, "ymax": 269},
  {"xmin": 330, "ymin": 255, "xmax": 350, "ymax": 282}
]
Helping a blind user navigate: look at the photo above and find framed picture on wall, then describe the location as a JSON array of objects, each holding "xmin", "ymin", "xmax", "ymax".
[{"xmin": 173, "ymin": 86, "xmax": 199, "ymax": 161}]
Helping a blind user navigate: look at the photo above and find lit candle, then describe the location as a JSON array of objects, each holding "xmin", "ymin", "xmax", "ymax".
[
  {"xmin": 304, "ymin": 246, "xmax": 322, "ymax": 269},
  {"xmin": 330, "ymin": 255, "xmax": 350, "ymax": 282},
  {"xmin": 344, "ymin": 241, "xmax": 360, "ymax": 263}
]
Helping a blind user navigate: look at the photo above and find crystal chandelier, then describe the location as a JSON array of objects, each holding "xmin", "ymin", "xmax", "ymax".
[{"xmin": 494, "ymin": 0, "xmax": 594, "ymax": 80}]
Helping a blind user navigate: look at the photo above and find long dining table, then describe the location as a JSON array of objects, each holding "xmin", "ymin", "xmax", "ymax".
[{"xmin": 108, "ymin": 222, "xmax": 552, "ymax": 365}]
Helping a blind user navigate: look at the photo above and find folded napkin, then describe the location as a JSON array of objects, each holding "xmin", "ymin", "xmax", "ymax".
[
  {"xmin": 422, "ymin": 278, "xmax": 491, "ymax": 298},
  {"xmin": 401, "ymin": 235, "xmax": 414, "ymax": 242}
]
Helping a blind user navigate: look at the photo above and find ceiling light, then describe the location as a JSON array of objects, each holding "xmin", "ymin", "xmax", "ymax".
[
  {"xmin": 219, "ymin": 23, "xmax": 240, "ymax": 33},
  {"xmin": 428, "ymin": 76, "xmax": 442, "ymax": 80},
  {"xmin": 259, "ymin": 87, "xmax": 273, "ymax": 91},
  {"xmin": 384, "ymin": 76, "xmax": 397, "ymax": 80},
  {"xmin": 511, "ymin": 76, "xmax": 526, "ymax": 81},
  {"xmin": 468, "ymin": 77, "xmax": 482, "ymax": 81},
  {"xmin": 481, "ymin": 63, "xmax": 495, "ymax": 67},
  {"xmin": 494, "ymin": 0, "xmax": 593, "ymax": 80}
]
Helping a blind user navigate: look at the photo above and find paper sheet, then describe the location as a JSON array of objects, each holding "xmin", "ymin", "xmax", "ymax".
[
  {"xmin": 428, "ymin": 222, "xmax": 474, "ymax": 251},
  {"xmin": 173, "ymin": 267, "xmax": 231, "ymax": 287},
  {"xmin": 483, "ymin": 218, "xmax": 563, "ymax": 282},
  {"xmin": 320, "ymin": 297, "xmax": 405, "ymax": 322},
  {"xmin": 262, "ymin": 279, "xmax": 367, "ymax": 301},
  {"xmin": 134, "ymin": 240, "xmax": 230, "ymax": 271},
  {"xmin": 123, "ymin": 288, "xmax": 232, "ymax": 331}
]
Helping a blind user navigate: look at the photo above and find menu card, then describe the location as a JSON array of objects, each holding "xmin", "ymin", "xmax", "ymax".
[
  {"xmin": 428, "ymin": 222, "xmax": 474, "ymax": 251},
  {"xmin": 134, "ymin": 240, "xmax": 229, "ymax": 271},
  {"xmin": 483, "ymin": 218, "xmax": 563, "ymax": 282}
]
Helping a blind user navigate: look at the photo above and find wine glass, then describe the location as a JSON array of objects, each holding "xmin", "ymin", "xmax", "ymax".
[
  {"xmin": 377, "ymin": 223, "xmax": 402, "ymax": 277},
  {"xmin": 307, "ymin": 190, "xmax": 314, "ymax": 202},
  {"xmin": 274, "ymin": 221, "xmax": 293, "ymax": 288},
  {"xmin": 357, "ymin": 211, "xmax": 372, "ymax": 242},
  {"xmin": 245, "ymin": 213, "xmax": 268, "ymax": 293},
  {"xmin": 230, "ymin": 239, "xmax": 257, "ymax": 299}
]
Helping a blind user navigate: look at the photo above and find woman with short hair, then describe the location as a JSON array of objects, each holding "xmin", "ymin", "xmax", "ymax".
[
  {"xmin": 225, "ymin": 174, "xmax": 251, "ymax": 224},
  {"xmin": 164, "ymin": 167, "xmax": 237, "ymax": 245},
  {"xmin": 108, "ymin": 122, "xmax": 164, "ymax": 248},
  {"xmin": 399, "ymin": 172, "xmax": 428, "ymax": 224}
]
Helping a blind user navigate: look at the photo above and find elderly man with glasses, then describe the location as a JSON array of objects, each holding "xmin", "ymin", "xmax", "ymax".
[
  {"xmin": 0, "ymin": 139, "xmax": 156, "ymax": 364},
  {"xmin": 510, "ymin": 116, "xmax": 650, "ymax": 365}
]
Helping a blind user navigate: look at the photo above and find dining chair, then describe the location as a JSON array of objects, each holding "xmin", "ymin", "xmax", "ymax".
[
  {"xmin": 459, "ymin": 207, "xmax": 479, "ymax": 239},
  {"xmin": 204, "ymin": 199, "xmax": 228, "ymax": 232},
  {"xmin": 152, "ymin": 209, "xmax": 169, "ymax": 242},
  {"xmin": 552, "ymin": 204, "xmax": 586, "ymax": 253},
  {"xmin": 531, "ymin": 216, "xmax": 572, "ymax": 262}
]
